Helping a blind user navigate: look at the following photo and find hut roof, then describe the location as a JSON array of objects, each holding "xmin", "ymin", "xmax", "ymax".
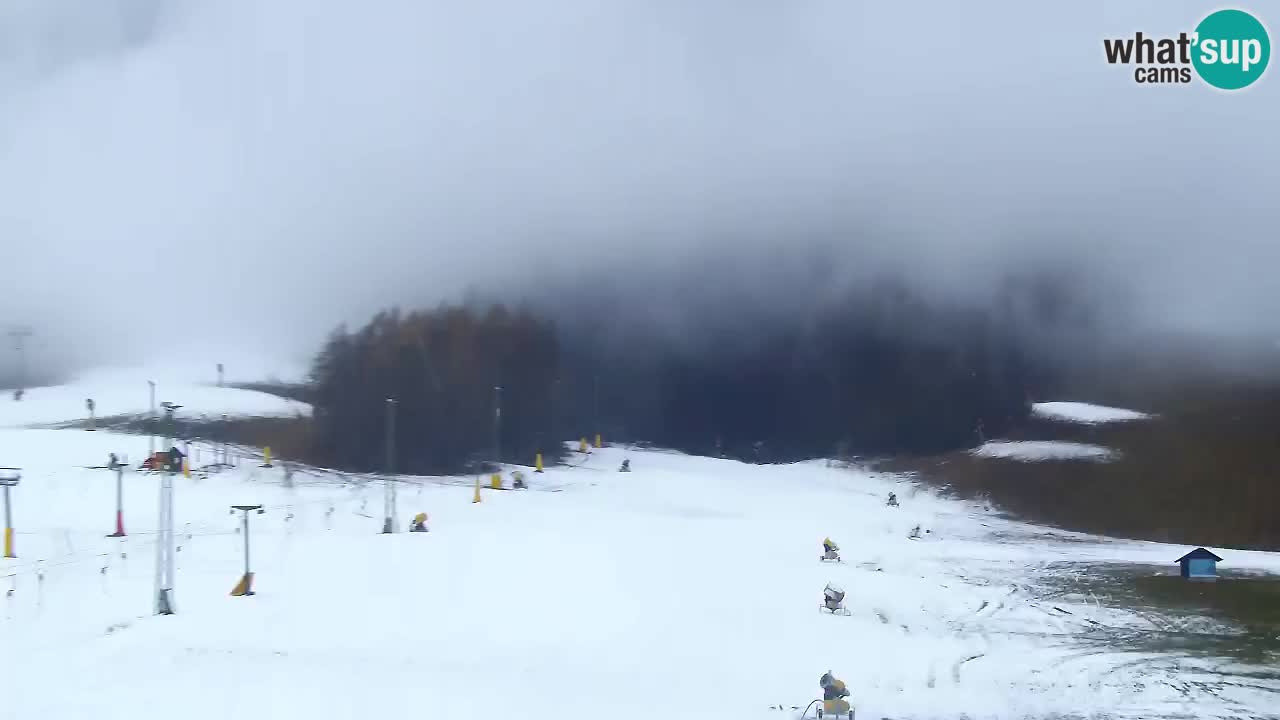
[{"xmin": 1175, "ymin": 547, "xmax": 1223, "ymax": 563}]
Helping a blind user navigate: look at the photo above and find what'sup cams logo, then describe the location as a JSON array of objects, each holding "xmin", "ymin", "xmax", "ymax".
[{"xmin": 1104, "ymin": 8, "xmax": 1270, "ymax": 89}]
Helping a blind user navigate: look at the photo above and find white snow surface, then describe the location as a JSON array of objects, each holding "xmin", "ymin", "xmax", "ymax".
[
  {"xmin": 0, "ymin": 364, "xmax": 309, "ymax": 428},
  {"xmin": 2, "ymin": 422, "xmax": 1278, "ymax": 717},
  {"xmin": 1032, "ymin": 402, "xmax": 1152, "ymax": 424},
  {"xmin": 972, "ymin": 441, "xmax": 1118, "ymax": 462}
]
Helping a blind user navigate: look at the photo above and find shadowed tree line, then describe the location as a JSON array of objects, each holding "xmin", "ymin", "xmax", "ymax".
[
  {"xmin": 310, "ymin": 305, "xmax": 560, "ymax": 474},
  {"xmin": 308, "ymin": 276, "xmax": 1057, "ymax": 473}
]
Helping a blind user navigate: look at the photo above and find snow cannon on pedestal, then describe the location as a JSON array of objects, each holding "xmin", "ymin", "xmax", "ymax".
[
  {"xmin": 817, "ymin": 672, "xmax": 853, "ymax": 719},
  {"xmin": 820, "ymin": 583, "xmax": 850, "ymax": 616},
  {"xmin": 820, "ymin": 537, "xmax": 842, "ymax": 563}
]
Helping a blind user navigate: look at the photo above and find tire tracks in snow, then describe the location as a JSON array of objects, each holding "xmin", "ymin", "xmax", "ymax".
[{"xmin": 951, "ymin": 652, "xmax": 986, "ymax": 683}]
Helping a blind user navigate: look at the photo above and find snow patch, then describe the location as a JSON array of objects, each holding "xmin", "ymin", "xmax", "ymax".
[
  {"xmin": 972, "ymin": 440, "xmax": 1118, "ymax": 462},
  {"xmin": 0, "ymin": 365, "xmax": 309, "ymax": 428},
  {"xmin": 1032, "ymin": 401, "xmax": 1152, "ymax": 424}
]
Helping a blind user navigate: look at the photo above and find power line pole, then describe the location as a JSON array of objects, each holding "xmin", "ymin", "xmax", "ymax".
[
  {"xmin": 147, "ymin": 381, "xmax": 157, "ymax": 459},
  {"xmin": 381, "ymin": 398, "xmax": 397, "ymax": 534},
  {"xmin": 493, "ymin": 385, "xmax": 503, "ymax": 467},
  {"xmin": 216, "ymin": 363, "xmax": 224, "ymax": 388},
  {"xmin": 552, "ymin": 378, "xmax": 561, "ymax": 444},
  {"xmin": 0, "ymin": 469, "xmax": 19, "ymax": 558},
  {"xmin": 108, "ymin": 453, "xmax": 126, "ymax": 537},
  {"xmin": 8, "ymin": 327, "xmax": 32, "ymax": 400},
  {"xmin": 220, "ymin": 413, "xmax": 229, "ymax": 466},
  {"xmin": 161, "ymin": 402, "xmax": 181, "ymax": 451}
]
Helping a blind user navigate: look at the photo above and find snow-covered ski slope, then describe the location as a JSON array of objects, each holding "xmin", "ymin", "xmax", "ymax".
[
  {"xmin": 2, "ymin": 417, "xmax": 1279, "ymax": 718},
  {"xmin": 0, "ymin": 365, "xmax": 309, "ymax": 428}
]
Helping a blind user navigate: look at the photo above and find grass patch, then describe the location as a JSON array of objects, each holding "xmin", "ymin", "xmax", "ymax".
[
  {"xmin": 54, "ymin": 411, "xmax": 568, "ymax": 476},
  {"xmin": 1038, "ymin": 562, "xmax": 1280, "ymax": 665},
  {"xmin": 226, "ymin": 382, "xmax": 313, "ymax": 405},
  {"xmin": 1134, "ymin": 574, "xmax": 1280, "ymax": 635},
  {"xmin": 883, "ymin": 379, "xmax": 1280, "ymax": 550},
  {"xmin": 54, "ymin": 413, "xmax": 314, "ymax": 462}
]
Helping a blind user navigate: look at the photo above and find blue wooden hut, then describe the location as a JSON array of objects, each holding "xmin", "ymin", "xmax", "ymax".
[{"xmin": 1176, "ymin": 547, "xmax": 1222, "ymax": 579}]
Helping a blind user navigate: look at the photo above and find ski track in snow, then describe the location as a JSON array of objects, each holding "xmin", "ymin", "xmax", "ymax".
[{"xmin": 1, "ymin": 382, "xmax": 1279, "ymax": 719}]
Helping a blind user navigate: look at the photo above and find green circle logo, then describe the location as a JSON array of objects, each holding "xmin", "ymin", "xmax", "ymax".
[{"xmin": 1192, "ymin": 9, "xmax": 1270, "ymax": 90}]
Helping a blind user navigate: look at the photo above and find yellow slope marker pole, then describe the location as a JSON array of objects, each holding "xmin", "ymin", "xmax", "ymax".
[
  {"xmin": 579, "ymin": 437, "xmax": 588, "ymax": 453},
  {"xmin": 535, "ymin": 453, "xmax": 544, "ymax": 473},
  {"xmin": 595, "ymin": 433, "xmax": 602, "ymax": 449},
  {"xmin": 183, "ymin": 458, "xmax": 191, "ymax": 478},
  {"xmin": 473, "ymin": 475, "xmax": 482, "ymax": 504},
  {"xmin": 263, "ymin": 447, "xmax": 273, "ymax": 468},
  {"xmin": 1, "ymin": 474, "xmax": 18, "ymax": 559},
  {"xmin": 490, "ymin": 473, "xmax": 502, "ymax": 490}
]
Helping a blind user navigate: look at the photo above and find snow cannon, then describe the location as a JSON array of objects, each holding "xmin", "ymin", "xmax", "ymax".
[
  {"xmin": 820, "ymin": 583, "xmax": 850, "ymax": 616},
  {"xmin": 410, "ymin": 512, "xmax": 428, "ymax": 532},
  {"xmin": 820, "ymin": 537, "xmax": 841, "ymax": 563},
  {"xmin": 817, "ymin": 672, "xmax": 853, "ymax": 719}
]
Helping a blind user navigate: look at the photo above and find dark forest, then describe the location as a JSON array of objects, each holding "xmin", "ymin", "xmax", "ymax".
[{"xmin": 307, "ymin": 274, "xmax": 1081, "ymax": 475}]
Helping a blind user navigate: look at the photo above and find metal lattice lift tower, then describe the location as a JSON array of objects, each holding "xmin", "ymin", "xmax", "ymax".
[{"xmin": 153, "ymin": 402, "xmax": 181, "ymax": 615}]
